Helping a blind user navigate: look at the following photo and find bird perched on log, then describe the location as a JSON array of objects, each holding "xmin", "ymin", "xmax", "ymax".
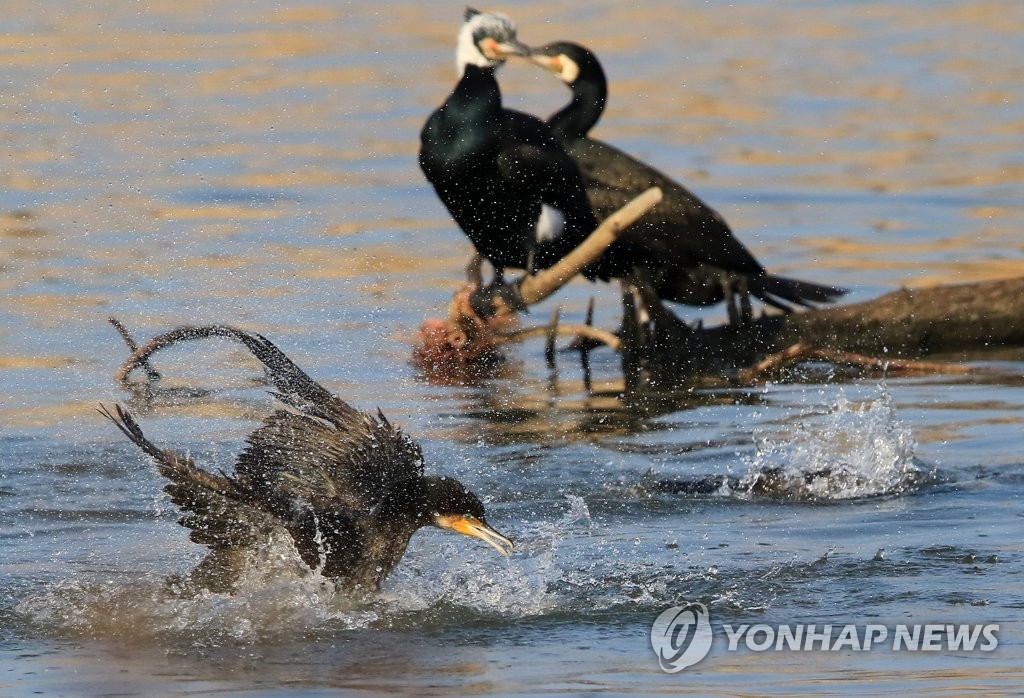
[
  {"xmin": 418, "ymin": 9, "xmax": 653, "ymax": 301},
  {"xmin": 100, "ymin": 328, "xmax": 511, "ymax": 594},
  {"xmin": 526, "ymin": 40, "xmax": 846, "ymax": 323}
]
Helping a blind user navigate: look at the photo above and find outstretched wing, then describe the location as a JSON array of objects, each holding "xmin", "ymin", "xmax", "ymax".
[
  {"xmin": 202, "ymin": 328, "xmax": 425, "ymax": 512},
  {"xmin": 235, "ymin": 407, "xmax": 424, "ymax": 514},
  {"xmin": 213, "ymin": 327, "xmax": 361, "ymax": 426},
  {"xmin": 99, "ymin": 403, "xmax": 276, "ymax": 551}
]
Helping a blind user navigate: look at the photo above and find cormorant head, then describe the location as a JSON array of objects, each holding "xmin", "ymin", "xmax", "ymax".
[
  {"xmin": 423, "ymin": 475, "xmax": 514, "ymax": 556},
  {"xmin": 528, "ymin": 41, "xmax": 603, "ymax": 88},
  {"xmin": 456, "ymin": 8, "xmax": 530, "ymax": 74}
]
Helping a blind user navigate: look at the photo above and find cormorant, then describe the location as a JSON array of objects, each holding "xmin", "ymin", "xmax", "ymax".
[
  {"xmin": 418, "ymin": 10, "xmax": 643, "ymax": 290},
  {"xmin": 100, "ymin": 329, "xmax": 512, "ymax": 594},
  {"xmin": 527, "ymin": 41, "xmax": 846, "ymax": 321}
]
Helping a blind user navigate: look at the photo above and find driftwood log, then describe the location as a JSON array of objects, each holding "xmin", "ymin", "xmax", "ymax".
[
  {"xmin": 413, "ymin": 175, "xmax": 1022, "ymax": 391},
  {"xmin": 410, "ymin": 169, "xmax": 1024, "ymax": 392},
  {"xmin": 620, "ymin": 276, "xmax": 1023, "ymax": 392}
]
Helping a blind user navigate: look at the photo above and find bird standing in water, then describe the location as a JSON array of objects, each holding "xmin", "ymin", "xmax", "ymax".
[
  {"xmin": 100, "ymin": 329, "xmax": 511, "ymax": 594},
  {"xmin": 526, "ymin": 41, "xmax": 846, "ymax": 323}
]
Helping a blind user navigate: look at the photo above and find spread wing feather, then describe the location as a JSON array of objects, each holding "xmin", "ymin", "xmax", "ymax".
[
  {"xmin": 98, "ymin": 404, "xmax": 274, "ymax": 550},
  {"xmin": 205, "ymin": 328, "xmax": 425, "ymax": 512},
  {"xmin": 234, "ymin": 408, "xmax": 424, "ymax": 514}
]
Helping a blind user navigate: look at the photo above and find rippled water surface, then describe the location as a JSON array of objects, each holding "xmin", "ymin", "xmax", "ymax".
[{"xmin": 3, "ymin": 1, "xmax": 1024, "ymax": 695}]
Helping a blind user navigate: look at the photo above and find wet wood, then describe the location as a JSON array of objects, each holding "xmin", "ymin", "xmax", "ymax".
[
  {"xmin": 621, "ymin": 276, "xmax": 1023, "ymax": 392},
  {"xmin": 413, "ymin": 187, "xmax": 662, "ymax": 374},
  {"xmin": 736, "ymin": 342, "xmax": 978, "ymax": 384},
  {"xmin": 771, "ymin": 277, "xmax": 1024, "ymax": 355}
]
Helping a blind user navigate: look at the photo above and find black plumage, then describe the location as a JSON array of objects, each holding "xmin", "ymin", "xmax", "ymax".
[
  {"xmin": 418, "ymin": 10, "xmax": 645, "ymax": 286},
  {"xmin": 100, "ymin": 329, "xmax": 511, "ymax": 594},
  {"xmin": 528, "ymin": 41, "xmax": 846, "ymax": 316}
]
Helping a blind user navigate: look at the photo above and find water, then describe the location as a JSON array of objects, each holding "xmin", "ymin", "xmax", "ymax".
[{"xmin": 3, "ymin": 1, "xmax": 1024, "ymax": 694}]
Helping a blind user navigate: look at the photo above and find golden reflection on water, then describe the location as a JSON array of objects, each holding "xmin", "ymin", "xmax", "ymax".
[
  {"xmin": 1, "ymin": 0, "xmax": 1022, "ymax": 428},
  {"xmin": 2, "ymin": 8, "xmax": 1023, "ymax": 695}
]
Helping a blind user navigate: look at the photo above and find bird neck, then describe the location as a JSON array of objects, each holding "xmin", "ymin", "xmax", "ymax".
[
  {"xmin": 451, "ymin": 64, "xmax": 501, "ymax": 113},
  {"xmin": 373, "ymin": 477, "xmax": 432, "ymax": 531},
  {"xmin": 549, "ymin": 75, "xmax": 606, "ymax": 142},
  {"xmin": 421, "ymin": 65, "xmax": 503, "ymax": 170}
]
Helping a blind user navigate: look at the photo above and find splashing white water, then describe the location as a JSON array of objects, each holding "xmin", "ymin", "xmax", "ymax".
[
  {"xmin": 17, "ymin": 499, "xmax": 592, "ymax": 643},
  {"xmin": 739, "ymin": 386, "xmax": 922, "ymax": 500},
  {"xmin": 17, "ymin": 531, "xmax": 380, "ymax": 645},
  {"xmin": 380, "ymin": 495, "xmax": 591, "ymax": 618}
]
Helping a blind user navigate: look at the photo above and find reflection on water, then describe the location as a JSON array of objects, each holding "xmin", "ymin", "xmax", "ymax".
[{"xmin": 3, "ymin": 0, "xmax": 1024, "ymax": 694}]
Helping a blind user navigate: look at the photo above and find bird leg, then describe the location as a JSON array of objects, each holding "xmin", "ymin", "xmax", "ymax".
[
  {"xmin": 722, "ymin": 271, "xmax": 740, "ymax": 326},
  {"xmin": 465, "ymin": 253, "xmax": 485, "ymax": 287},
  {"xmin": 469, "ymin": 280, "xmax": 527, "ymax": 318},
  {"xmin": 737, "ymin": 275, "xmax": 753, "ymax": 324}
]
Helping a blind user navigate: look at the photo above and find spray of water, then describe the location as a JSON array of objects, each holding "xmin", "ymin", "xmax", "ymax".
[
  {"xmin": 16, "ymin": 498, "xmax": 593, "ymax": 643},
  {"xmin": 738, "ymin": 386, "xmax": 924, "ymax": 500}
]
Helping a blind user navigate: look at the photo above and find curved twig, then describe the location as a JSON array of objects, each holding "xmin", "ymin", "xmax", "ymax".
[
  {"xmin": 516, "ymin": 186, "xmax": 663, "ymax": 307},
  {"xmin": 501, "ymin": 323, "xmax": 621, "ymax": 351},
  {"xmin": 109, "ymin": 317, "xmax": 162, "ymax": 381}
]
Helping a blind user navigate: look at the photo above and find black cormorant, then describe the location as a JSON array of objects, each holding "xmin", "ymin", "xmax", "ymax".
[
  {"xmin": 419, "ymin": 10, "xmax": 642, "ymax": 289},
  {"xmin": 100, "ymin": 329, "xmax": 511, "ymax": 593},
  {"xmin": 527, "ymin": 41, "xmax": 846, "ymax": 320}
]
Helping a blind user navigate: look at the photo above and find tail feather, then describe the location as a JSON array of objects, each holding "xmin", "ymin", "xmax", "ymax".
[
  {"xmin": 749, "ymin": 274, "xmax": 846, "ymax": 310},
  {"xmin": 99, "ymin": 403, "xmax": 276, "ymax": 586}
]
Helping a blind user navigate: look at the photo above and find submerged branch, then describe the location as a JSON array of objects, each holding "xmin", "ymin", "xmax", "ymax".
[
  {"xmin": 736, "ymin": 341, "xmax": 980, "ymax": 384},
  {"xmin": 503, "ymin": 321, "xmax": 621, "ymax": 351}
]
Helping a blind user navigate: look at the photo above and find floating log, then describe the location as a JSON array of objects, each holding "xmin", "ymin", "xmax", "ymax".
[{"xmin": 620, "ymin": 276, "xmax": 1022, "ymax": 392}]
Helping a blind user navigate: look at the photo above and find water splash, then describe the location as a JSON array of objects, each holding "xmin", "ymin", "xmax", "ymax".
[
  {"xmin": 738, "ymin": 386, "xmax": 924, "ymax": 500},
  {"xmin": 379, "ymin": 495, "xmax": 591, "ymax": 620},
  {"xmin": 15, "ymin": 500, "xmax": 593, "ymax": 644},
  {"xmin": 17, "ymin": 531, "xmax": 380, "ymax": 646}
]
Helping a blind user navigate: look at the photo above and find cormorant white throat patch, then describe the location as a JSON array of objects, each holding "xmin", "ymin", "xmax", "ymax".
[{"xmin": 558, "ymin": 55, "xmax": 580, "ymax": 85}]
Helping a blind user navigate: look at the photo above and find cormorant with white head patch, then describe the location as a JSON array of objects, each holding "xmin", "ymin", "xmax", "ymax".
[{"xmin": 419, "ymin": 9, "xmax": 641, "ymax": 290}]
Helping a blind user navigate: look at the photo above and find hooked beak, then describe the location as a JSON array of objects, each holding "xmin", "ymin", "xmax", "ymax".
[
  {"xmin": 435, "ymin": 514, "xmax": 514, "ymax": 556},
  {"xmin": 529, "ymin": 53, "xmax": 562, "ymax": 73},
  {"xmin": 479, "ymin": 37, "xmax": 532, "ymax": 61}
]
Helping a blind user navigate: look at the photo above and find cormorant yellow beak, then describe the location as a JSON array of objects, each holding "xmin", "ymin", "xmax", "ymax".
[
  {"xmin": 529, "ymin": 53, "xmax": 562, "ymax": 73},
  {"xmin": 529, "ymin": 53, "xmax": 579, "ymax": 84},
  {"xmin": 435, "ymin": 514, "xmax": 514, "ymax": 556},
  {"xmin": 479, "ymin": 37, "xmax": 531, "ymax": 61}
]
